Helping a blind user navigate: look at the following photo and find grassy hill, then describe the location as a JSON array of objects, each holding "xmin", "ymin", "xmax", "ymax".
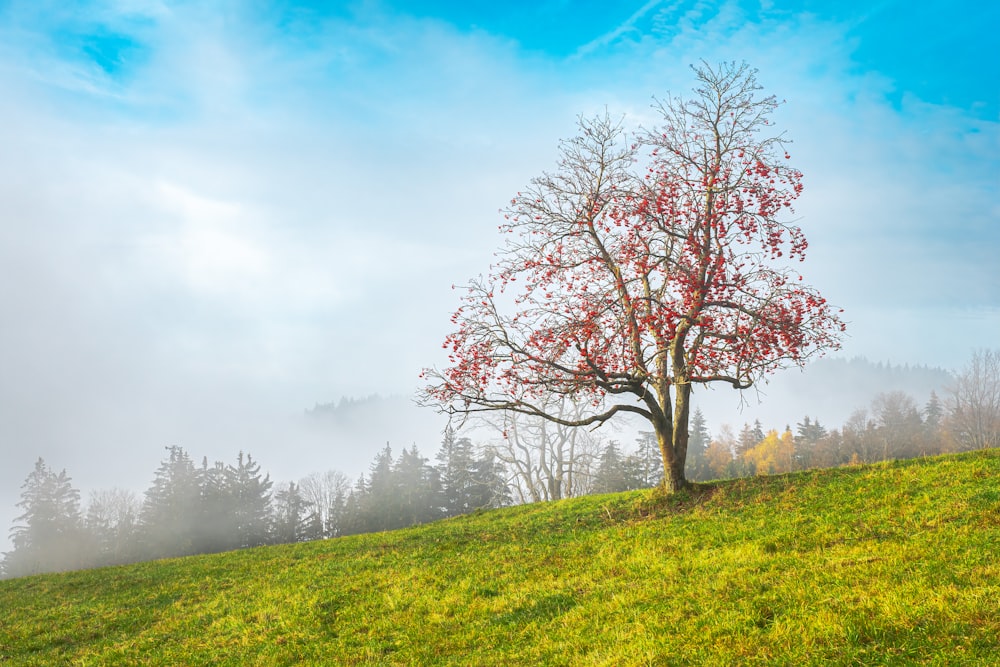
[{"xmin": 2, "ymin": 451, "xmax": 998, "ymax": 666}]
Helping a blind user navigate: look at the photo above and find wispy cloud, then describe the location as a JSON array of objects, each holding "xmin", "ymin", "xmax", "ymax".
[{"xmin": 572, "ymin": 0, "xmax": 667, "ymax": 57}]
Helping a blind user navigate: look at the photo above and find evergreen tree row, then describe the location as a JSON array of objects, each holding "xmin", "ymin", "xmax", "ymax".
[{"xmin": 2, "ymin": 431, "xmax": 511, "ymax": 579}]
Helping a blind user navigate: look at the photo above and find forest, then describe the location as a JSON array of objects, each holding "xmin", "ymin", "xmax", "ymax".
[{"xmin": 3, "ymin": 350, "xmax": 997, "ymax": 579}]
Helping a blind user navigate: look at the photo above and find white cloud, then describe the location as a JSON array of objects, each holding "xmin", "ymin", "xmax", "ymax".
[{"xmin": 147, "ymin": 181, "xmax": 272, "ymax": 296}]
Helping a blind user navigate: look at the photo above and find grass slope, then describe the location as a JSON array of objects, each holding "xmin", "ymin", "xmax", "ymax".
[{"xmin": 2, "ymin": 450, "xmax": 999, "ymax": 666}]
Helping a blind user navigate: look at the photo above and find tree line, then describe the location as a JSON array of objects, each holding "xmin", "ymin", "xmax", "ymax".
[
  {"xmin": 5, "ymin": 350, "xmax": 997, "ymax": 579},
  {"xmin": 704, "ymin": 350, "xmax": 999, "ymax": 478},
  {"xmin": 1, "ymin": 430, "xmax": 510, "ymax": 579}
]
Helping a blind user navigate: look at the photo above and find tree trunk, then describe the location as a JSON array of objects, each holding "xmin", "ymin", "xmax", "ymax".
[
  {"xmin": 657, "ymin": 382, "xmax": 691, "ymax": 493},
  {"xmin": 656, "ymin": 430, "xmax": 687, "ymax": 492}
]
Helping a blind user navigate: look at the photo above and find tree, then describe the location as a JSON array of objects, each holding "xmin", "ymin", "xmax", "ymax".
[
  {"xmin": 795, "ymin": 416, "xmax": 827, "ymax": 446},
  {"xmin": 809, "ymin": 428, "xmax": 848, "ymax": 469},
  {"xmin": 422, "ymin": 62, "xmax": 844, "ymax": 492},
  {"xmin": 325, "ymin": 476, "xmax": 353, "ymax": 538},
  {"xmin": 841, "ymin": 409, "xmax": 878, "ymax": 464},
  {"xmin": 226, "ymin": 452, "xmax": 272, "ymax": 549},
  {"xmin": 299, "ymin": 469, "xmax": 351, "ymax": 538},
  {"xmin": 946, "ymin": 349, "xmax": 1000, "ymax": 450},
  {"xmin": 484, "ymin": 397, "xmax": 599, "ymax": 503},
  {"xmin": 361, "ymin": 444, "xmax": 398, "ymax": 532},
  {"xmin": 924, "ymin": 391, "xmax": 944, "ymax": 431},
  {"xmin": 704, "ymin": 425, "xmax": 737, "ymax": 479},
  {"xmin": 628, "ymin": 431, "xmax": 664, "ymax": 488},
  {"xmin": 435, "ymin": 426, "xmax": 478, "ymax": 516},
  {"xmin": 435, "ymin": 428, "xmax": 510, "ymax": 516},
  {"xmin": 686, "ymin": 408, "xmax": 711, "ymax": 481},
  {"xmin": 742, "ymin": 428, "xmax": 795, "ymax": 476},
  {"xmin": 3, "ymin": 459, "xmax": 85, "ymax": 577},
  {"xmin": 85, "ymin": 488, "xmax": 141, "ymax": 567},
  {"xmin": 592, "ymin": 442, "xmax": 631, "ymax": 494},
  {"xmin": 139, "ymin": 446, "xmax": 201, "ymax": 558},
  {"xmin": 736, "ymin": 420, "xmax": 766, "ymax": 475},
  {"xmin": 271, "ymin": 482, "xmax": 308, "ymax": 544},
  {"xmin": 339, "ymin": 474, "xmax": 369, "ymax": 536},
  {"xmin": 394, "ymin": 445, "xmax": 441, "ymax": 527},
  {"xmin": 195, "ymin": 457, "xmax": 236, "ymax": 554},
  {"xmin": 871, "ymin": 391, "xmax": 924, "ymax": 459},
  {"xmin": 794, "ymin": 416, "xmax": 828, "ymax": 470},
  {"xmin": 467, "ymin": 448, "xmax": 512, "ymax": 510}
]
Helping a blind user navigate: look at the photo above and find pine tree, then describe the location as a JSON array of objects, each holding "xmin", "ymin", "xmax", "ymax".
[
  {"xmin": 794, "ymin": 416, "xmax": 828, "ymax": 470},
  {"xmin": 795, "ymin": 416, "xmax": 828, "ymax": 445},
  {"xmin": 339, "ymin": 474, "xmax": 368, "ymax": 536},
  {"xmin": 436, "ymin": 428, "xmax": 479, "ymax": 517},
  {"xmin": 226, "ymin": 452, "xmax": 272, "ymax": 549},
  {"xmin": 686, "ymin": 409, "xmax": 712, "ymax": 481},
  {"xmin": 195, "ymin": 457, "xmax": 236, "ymax": 554},
  {"xmin": 871, "ymin": 391, "xmax": 925, "ymax": 459},
  {"xmin": 629, "ymin": 432, "xmax": 663, "ymax": 488},
  {"xmin": 3, "ymin": 458, "xmax": 85, "ymax": 577},
  {"xmin": 272, "ymin": 482, "xmax": 308, "ymax": 544},
  {"xmin": 140, "ymin": 446, "xmax": 200, "ymax": 559},
  {"xmin": 394, "ymin": 446, "xmax": 440, "ymax": 527},
  {"xmin": 592, "ymin": 442, "xmax": 629, "ymax": 494},
  {"xmin": 363, "ymin": 444, "xmax": 397, "ymax": 532},
  {"xmin": 924, "ymin": 391, "xmax": 944, "ymax": 445},
  {"xmin": 468, "ymin": 448, "xmax": 512, "ymax": 510},
  {"xmin": 301, "ymin": 506, "xmax": 325, "ymax": 542}
]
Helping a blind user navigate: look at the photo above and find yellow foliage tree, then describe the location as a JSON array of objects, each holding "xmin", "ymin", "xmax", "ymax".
[
  {"xmin": 704, "ymin": 425, "xmax": 736, "ymax": 479},
  {"xmin": 742, "ymin": 429, "xmax": 795, "ymax": 475},
  {"xmin": 705, "ymin": 440, "xmax": 734, "ymax": 479}
]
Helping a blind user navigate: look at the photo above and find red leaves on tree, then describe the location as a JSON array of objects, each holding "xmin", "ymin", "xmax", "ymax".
[{"xmin": 421, "ymin": 62, "xmax": 845, "ymax": 489}]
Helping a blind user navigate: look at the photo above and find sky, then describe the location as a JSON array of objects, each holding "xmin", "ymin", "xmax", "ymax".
[{"xmin": 0, "ymin": 0, "xmax": 997, "ymax": 542}]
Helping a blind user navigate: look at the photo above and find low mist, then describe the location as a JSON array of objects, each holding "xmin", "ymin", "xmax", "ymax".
[{"xmin": 1, "ymin": 356, "xmax": 955, "ymax": 559}]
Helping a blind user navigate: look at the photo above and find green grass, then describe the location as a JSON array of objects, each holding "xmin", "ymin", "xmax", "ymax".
[{"xmin": 2, "ymin": 450, "xmax": 999, "ymax": 665}]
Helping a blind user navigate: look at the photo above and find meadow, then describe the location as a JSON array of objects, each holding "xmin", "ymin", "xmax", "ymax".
[{"xmin": 2, "ymin": 449, "xmax": 998, "ymax": 665}]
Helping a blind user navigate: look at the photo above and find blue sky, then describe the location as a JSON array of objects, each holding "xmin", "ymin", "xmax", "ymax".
[{"xmin": 0, "ymin": 0, "xmax": 997, "ymax": 523}]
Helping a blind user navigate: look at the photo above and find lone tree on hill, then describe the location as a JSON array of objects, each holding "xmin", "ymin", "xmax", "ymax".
[{"xmin": 422, "ymin": 62, "xmax": 845, "ymax": 492}]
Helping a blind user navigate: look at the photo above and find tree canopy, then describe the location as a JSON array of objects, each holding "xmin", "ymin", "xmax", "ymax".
[{"xmin": 423, "ymin": 61, "xmax": 845, "ymax": 490}]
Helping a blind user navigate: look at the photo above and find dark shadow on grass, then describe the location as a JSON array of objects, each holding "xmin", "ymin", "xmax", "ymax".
[{"xmin": 495, "ymin": 592, "xmax": 579, "ymax": 627}]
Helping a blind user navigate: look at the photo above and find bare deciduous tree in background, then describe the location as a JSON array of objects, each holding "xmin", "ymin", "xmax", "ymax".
[
  {"xmin": 85, "ymin": 488, "xmax": 141, "ymax": 566},
  {"xmin": 298, "ymin": 470, "xmax": 352, "ymax": 538},
  {"xmin": 481, "ymin": 397, "xmax": 600, "ymax": 503},
  {"xmin": 947, "ymin": 349, "xmax": 1000, "ymax": 450}
]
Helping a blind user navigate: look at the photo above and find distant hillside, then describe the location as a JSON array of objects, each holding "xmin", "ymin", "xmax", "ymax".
[
  {"xmin": 303, "ymin": 393, "xmax": 449, "ymax": 475},
  {"xmin": 3, "ymin": 450, "xmax": 997, "ymax": 665},
  {"xmin": 307, "ymin": 393, "xmax": 433, "ymax": 426}
]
